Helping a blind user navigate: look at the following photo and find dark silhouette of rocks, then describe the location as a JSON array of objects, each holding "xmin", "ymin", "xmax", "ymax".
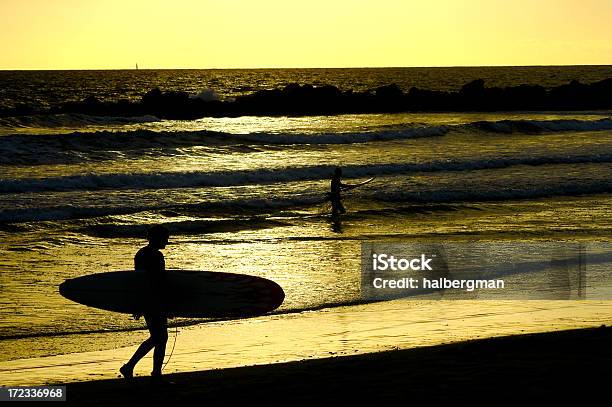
[{"xmin": 21, "ymin": 77, "xmax": 612, "ymax": 119}]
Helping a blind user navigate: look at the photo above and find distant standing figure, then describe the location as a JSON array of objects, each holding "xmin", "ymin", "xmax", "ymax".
[
  {"xmin": 120, "ymin": 225, "xmax": 170, "ymax": 382},
  {"xmin": 330, "ymin": 167, "xmax": 347, "ymax": 216}
]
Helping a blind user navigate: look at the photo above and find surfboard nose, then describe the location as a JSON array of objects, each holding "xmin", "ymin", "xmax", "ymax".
[{"xmin": 58, "ymin": 278, "xmax": 75, "ymax": 299}]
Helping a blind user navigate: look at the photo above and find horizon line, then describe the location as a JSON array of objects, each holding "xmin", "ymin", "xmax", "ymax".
[{"xmin": 2, "ymin": 63, "xmax": 612, "ymax": 72}]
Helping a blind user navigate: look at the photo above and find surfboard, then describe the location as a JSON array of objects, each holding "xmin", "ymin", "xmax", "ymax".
[
  {"xmin": 343, "ymin": 177, "xmax": 375, "ymax": 191},
  {"xmin": 322, "ymin": 177, "xmax": 375, "ymax": 204},
  {"xmin": 59, "ymin": 270, "xmax": 285, "ymax": 318}
]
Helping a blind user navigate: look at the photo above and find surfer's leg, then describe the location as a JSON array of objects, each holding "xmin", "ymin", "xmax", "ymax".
[
  {"xmin": 330, "ymin": 194, "xmax": 346, "ymax": 215},
  {"xmin": 150, "ymin": 315, "xmax": 168, "ymax": 376},
  {"xmin": 331, "ymin": 197, "xmax": 340, "ymax": 215},
  {"xmin": 122, "ymin": 314, "xmax": 163, "ymax": 375},
  {"xmin": 122, "ymin": 337, "xmax": 155, "ymax": 375}
]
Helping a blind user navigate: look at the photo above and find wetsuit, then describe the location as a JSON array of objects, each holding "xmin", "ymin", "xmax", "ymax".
[
  {"xmin": 133, "ymin": 245, "xmax": 168, "ymax": 374},
  {"xmin": 330, "ymin": 175, "xmax": 346, "ymax": 215}
]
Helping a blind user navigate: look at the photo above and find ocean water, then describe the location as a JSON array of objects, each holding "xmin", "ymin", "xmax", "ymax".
[
  {"xmin": 0, "ymin": 67, "xmax": 611, "ymax": 367},
  {"xmin": 3, "ymin": 66, "xmax": 612, "ymax": 110}
]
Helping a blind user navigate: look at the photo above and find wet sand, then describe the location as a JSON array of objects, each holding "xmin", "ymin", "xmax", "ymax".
[
  {"xmin": 64, "ymin": 325, "xmax": 611, "ymax": 405},
  {"xmin": 2, "ymin": 299, "xmax": 612, "ymax": 388}
]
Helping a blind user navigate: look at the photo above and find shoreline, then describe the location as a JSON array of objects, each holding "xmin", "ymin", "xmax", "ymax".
[
  {"xmin": 2, "ymin": 299, "xmax": 612, "ymax": 387},
  {"xmin": 64, "ymin": 325, "xmax": 612, "ymax": 405}
]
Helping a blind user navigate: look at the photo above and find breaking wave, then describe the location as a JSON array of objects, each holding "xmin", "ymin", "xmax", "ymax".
[
  {"xmin": 0, "ymin": 117, "xmax": 610, "ymax": 165},
  {"xmin": 1, "ymin": 153, "xmax": 610, "ymax": 194}
]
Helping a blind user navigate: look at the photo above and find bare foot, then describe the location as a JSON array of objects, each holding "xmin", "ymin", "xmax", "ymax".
[{"xmin": 119, "ymin": 364, "xmax": 134, "ymax": 379}]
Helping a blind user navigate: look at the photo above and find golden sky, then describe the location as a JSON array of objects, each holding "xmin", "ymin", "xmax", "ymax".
[{"xmin": 1, "ymin": 0, "xmax": 611, "ymax": 69}]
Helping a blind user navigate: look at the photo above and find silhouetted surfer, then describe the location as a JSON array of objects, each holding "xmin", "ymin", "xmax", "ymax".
[
  {"xmin": 330, "ymin": 167, "xmax": 348, "ymax": 216},
  {"xmin": 328, "ymin": 168, "xmax": 375, "ymax": 220},
  {"xmin": 120, "ymin": 225, "xmax": 170, "ymax": 383}
]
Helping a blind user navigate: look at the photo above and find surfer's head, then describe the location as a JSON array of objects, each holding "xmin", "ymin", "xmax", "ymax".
[
  {"xmin": 147, "ymin": 225, "xmax": 169, "ymax": 249},
  {"xmin": 334, "ymin": 167, "xmax": 342, "ymax": 177}
]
